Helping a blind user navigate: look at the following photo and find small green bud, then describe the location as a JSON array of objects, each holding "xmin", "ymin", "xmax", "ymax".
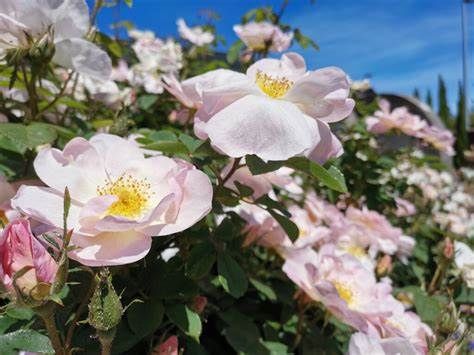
[{"xmin": 88, "ymin": 268, "xmax": 123, "ymax": 332}]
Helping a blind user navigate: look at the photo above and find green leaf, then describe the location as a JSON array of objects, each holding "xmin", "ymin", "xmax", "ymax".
[
  {"xmin": 267, "ymin": 209, "xmax": 299, "ymax": 240},
  {"xmin": 262, "ymin": 341, "xmax": 288, "ymax": 354},
  {"xmin": 309, "ymin": 162, "xmax": 347, "ymax": 193},
  {"xmin": 283, "ymin": 155, "xmax": 349, "ymax": 194},
  {"xmin": 249, "ymin": 278, "xmax": 277, "ymax": 301},
  {"xmin": 246, "ymin": 155, "xmax": 284, "ymax": 175},
  {"xmin": 26, "ymin": 123, "xmax": 57, "ymax": 148},
  {"xmin": 5, "ymin": 307, "xmax": 34, "ymax": 320},
  {"xmin": 293, "ymin": 29, "xmax": 319, "ymax": 50},
  {"xmin": 179, "ymin": 134, "xmax": 204, "ymax": 153},
  {"xmin": 217, "ymin": 253, "xmax": 248, "ymax": 298},
  {"xmin": 0, "ymin": 329, "xmax": 54, "ymax": 355},
  {"xmin": 137, "ymin": 94, "xmax": 158, "ymax": 110},
  {"xmin": 226, "ymin": 40, "xmax": 244, "ymax": 64},
  {"xmin": 124, "ymin": 0, "xmax": 133, "ymax": 7},
  {"xmin": 0, "ymin": 316, "xmax": 16, "ymax": 335},
  {"xmin": 186, "ymin": 243, "xmax": 216, "ymax": 280},
  {"xmin": 401, "ymin": 286, "xmax": 443, "ymax": 325},
  {"xmin": 127, "ymin": 299, "xmax": 164, "ymax": 337},
  {"xmin": 234, "ymin": 181, "xmax": 254, "ymax": 198},
  {"xmin": 144, "ymin": 141, "xmax": 188, "ymax": 155},
  {"xmin": 0, "ymin": 123, "xmax": 28, "ymax": 154},
  {"xmin": 166, "ymin": 304, "xmax": 202, "ymax": 341}
]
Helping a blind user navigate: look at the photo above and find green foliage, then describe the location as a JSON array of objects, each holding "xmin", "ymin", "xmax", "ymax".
[
  {"xmin": 217, "ymin": 253, "xmax": 249, "ymax": 298},
  {"xmin": 0, "ymin": 330, "xmax": 54, "ymax": 355},
  {"xmin": 437, "ymin": 75, "xmax": 451, "ymax": 128}
]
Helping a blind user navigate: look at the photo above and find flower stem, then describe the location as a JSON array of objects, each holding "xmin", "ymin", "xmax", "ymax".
[
  {"xmin": 222, "ymin": 157, "xmax": 242, "ymax": 185},
  {"xmin": 98, "ymin": 328, "xmax": 116, "ymax": 355},
  {"xmin": 40, "ymin": 312, "xmax": 64, "ymax": 355}
]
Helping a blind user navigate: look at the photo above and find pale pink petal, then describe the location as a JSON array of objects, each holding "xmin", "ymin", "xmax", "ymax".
[
  {"xmin": 69, "ymin": 230, "xmax": 152, "ymax": 266},
  {"xmin": 247, "ymin": 52, "xmax": 307, "ymax": 82},
  {"xmin": 54, "ymin": 38, "xmax": 112, "ymax": 81},
  {"xmin": 306, "ymin": 120, "xmax": 343, "ymax": 164},
  {"xmin": 285, "ymin": 67, "xmax": 354, "ymax": 122},
  {"xmin": 89, "ymin": 134, "xmax": 145, "ymax": 178},
  {"xmin": 144, "ymin": 169, "xmax": 213, "ymax": 236},
  {"xmin": 34, "ymin": 137, "xmax": 106, "ymax": 202},
  {"xmin": 10, "ymin": 186, "xmax": 81, "ymax": 231},
  {"xmin": 204, "ymin": 95, "xmax": 320, "ymax": 161}
]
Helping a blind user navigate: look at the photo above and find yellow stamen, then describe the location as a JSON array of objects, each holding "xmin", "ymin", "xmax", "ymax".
[
  {"xmin": 97, "ymin": 174, "xmax": 152, "ymax": 218},
  {"xmin": 333, "ymin": 281, "xmax": 354, "ymax": 306},
  {"xmin": 346, "ymin": 245, "xmax": 367, "ymax": 258},
  {"xmin": 255, "ymin": 70, "xmax": 293, "ymax": 98}
]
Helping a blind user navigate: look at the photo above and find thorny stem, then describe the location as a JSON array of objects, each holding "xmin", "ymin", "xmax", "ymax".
[
  {"xmin": 221, "ymin": 157, "xmax": 242, "ymax": 185},
  {"xmin": 38, "ymin": 307, "xmax": 64, "ymax": 355}
]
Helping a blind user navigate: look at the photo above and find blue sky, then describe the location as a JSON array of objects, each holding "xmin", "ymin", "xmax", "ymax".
[{"xmin": 92, "ymin": 0, "xmax": 474, "ymax": 112}]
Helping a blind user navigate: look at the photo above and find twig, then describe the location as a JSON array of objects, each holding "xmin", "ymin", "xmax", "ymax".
[{"xmin": 222, "ymin": 157, "xmax": 242, "ymax": 185}]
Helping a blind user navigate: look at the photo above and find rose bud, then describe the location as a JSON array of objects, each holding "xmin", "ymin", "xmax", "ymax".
[
  {"xmin": 0, "ymin": 219, "xmax": 58, "ymax": 302},
  {"xmin": 191, "ymin": 295, "xmax": 207, "ymax": 314},
  {"xmin": 443, "ymin": 238, "xmax": 454, "ymax": 259}
]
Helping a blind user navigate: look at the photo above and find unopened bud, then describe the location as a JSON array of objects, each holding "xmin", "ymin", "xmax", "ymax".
[
  {"xmin": 88, "ymin": 269, "xmax": 123, "ymax": 332},
  {"xmin": 191, "ymin": 296, "xmax": 207, "ymax": 314},
  {"xmin": 376, "ymin": 255, "xmax": 393, "ymax": 276},
  {"xmin": 443, "ymin": 238, "xmax": 454, "ymax": 259},
  {"xmin": 437, "ymin": 301, "xmax": 458, "ymax": 335}
]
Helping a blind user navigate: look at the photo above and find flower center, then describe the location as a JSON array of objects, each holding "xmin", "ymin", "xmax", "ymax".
[
  {"xmin": 97, "ymin": 174, "xmax": 152, "ymax": 218},
  {"xmin": 255, "ymin": 70, "xmax": 293, "ymax": 98},
  {"xmin": 333, "ymin": 281, "xmax": 354, "ymax": 307},
  {"xmin": 346, "ymin": 245, "xmax": 367, "ymax": 258}
]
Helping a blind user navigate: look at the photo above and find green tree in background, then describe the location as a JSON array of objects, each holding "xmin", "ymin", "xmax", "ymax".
[
  {"xmin": 426, "ymin": 89, "xmax": 433, "ymax": 108},
  {"xmin": 455, "ymin": 82, "xmax": 468, "ymax": 167},
  {"xmin": 438, "ymin": 75, "xmax": 452, "ymax": 129},
  {"xmin": 412, "ymin": 88, "xmax": 420, "ymax": 99}
]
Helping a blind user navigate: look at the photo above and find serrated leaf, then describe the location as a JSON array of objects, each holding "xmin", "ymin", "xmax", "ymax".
[
  {"xmin": 0, "ymin": 124, "xmax": 28, "ymax": 154},
  {"xmin": 249, "ymin": 278, "xmax": 277, "ymax": 301},
  {"xmin": 246, "ymin": 155, "xmax": 284, "ymax": 175},
  {"xmin": 0, "ymin": 329, "xmax": 53, "ymax": 355},
  {"xmin": 137, "ymin": 94, "xmax": 158, "ymax": 110},
  {"xmin": 127, "ymin": 299, "xmax": 164, "ymax": 337},
  {"xmin": 26, "ymin": 123, "xmax": 57, "ymax": 148},
  {"xmin": 217, "ymin": 253, "xmax": 248, "ymax": 298},
  {"xmin": 267, "ymin": 209, "xmax": 299, "ymax": 240},
  {"xmin": 166, "ymin": 304, "xmax": 202, "ymax": 341},
  {"xmin": 186, "ymin": 243, "xmax": 216, "ymax": 280}
]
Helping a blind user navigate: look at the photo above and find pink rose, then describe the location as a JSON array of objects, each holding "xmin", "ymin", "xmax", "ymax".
[
  {"xmin": 348, "ymin": 332, "xmax": 418, "ymax": 355},
  {"xmin": 177, "ymin": 18, "xmax": 214, "ymax": 46},
  {"xmin": 394, "ymin": 197, "xmax": 416, "ymax": 217},
  {"xmin": 417, "ymin": 125, "xmax": 455, "ymax": 156},
  {"xmin": 193, "ymin": 52, "xmax": 354, "ymax": 162},
  {"xmin": 11, "ymin": 134, "xmax": 213, "ymax": 266},
  {"xmin": 233, "ymin": 22, "xmax": 292, "ymax": 52},
  {"xmin": 0, "ymin": 219, "xmax": 58, "ymax": 298}
]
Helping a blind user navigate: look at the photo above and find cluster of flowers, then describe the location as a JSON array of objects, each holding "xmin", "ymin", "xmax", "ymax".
[
  {"xmin": 367, "ymin": 99, "xmax": 455, "ymax": 155},
  {"xmin": 387, "ymin": 156, "xmax": 474, "ymax": 238},
  {"xmin": 224, "ymin": 166, "xmax": 432, "ymax": 354}
]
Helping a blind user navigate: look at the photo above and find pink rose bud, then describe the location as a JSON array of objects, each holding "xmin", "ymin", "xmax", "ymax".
[
  {"xmin": 0, "ymin": 219, "xmax": 58, "ymax": 300},
  {"xmin": 191, "ymin": 295, "xmax": 207, "ymax": 314},
  {"xmin": 156, "ymin": 336, "xmax": 178, "ymax": 355},
  {"xmin": 376, "ymin": 255, "xmax": 393, "ymax": 276},
  {"xmin": 443, "ymin": 238, "xmax": 454, "ymax": 259}
]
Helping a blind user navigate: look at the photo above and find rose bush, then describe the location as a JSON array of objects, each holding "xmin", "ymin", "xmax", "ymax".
[{"xmin": 0, "ymin": 1, "xmax": 472, "ymax": 354}]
